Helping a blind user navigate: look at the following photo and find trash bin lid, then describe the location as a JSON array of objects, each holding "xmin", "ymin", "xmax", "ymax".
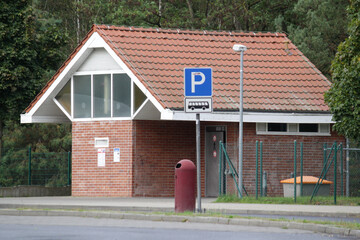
[
  {"xmin": 175, "ymin": 159, "xmax": 196, "ymax": 170},
  {"xmin": 280, "ymin": 176, "xmax": 333, "ymax": 184}
]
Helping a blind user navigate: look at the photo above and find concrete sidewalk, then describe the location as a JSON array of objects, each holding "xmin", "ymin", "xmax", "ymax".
[{"xmin": 0, "ymin": 196, "xmax": 360, "ymax": 218}]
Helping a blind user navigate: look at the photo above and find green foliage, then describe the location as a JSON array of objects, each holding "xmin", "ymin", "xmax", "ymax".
[
  {"xmin": 0, "ymin": 0, "xmax": 70, "ymax": 160},
  {"xmin": 3, "ymin": 123, "xmax": 72, "ymax": 152},
  {"xmin": 287, "ymin": 0, "xmax": 348, "ymax": 77},
  {"xmin": 0, "ymin": 148, "xmax": 28, "ymax": 186},
  {"xmin": 0, "ymin": 0, "xmax": 43, "ymax": 123},
  {"xmin": 325, "ymin": 0, "xmax": 360, "ymax": 142},
  {"xmin": 0, "ymin": 0, "xmax": 68, "ymax": 122}
]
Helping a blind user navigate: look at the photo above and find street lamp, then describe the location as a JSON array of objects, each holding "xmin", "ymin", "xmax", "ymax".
[{"xmin": 233, "ymin": 44, "xmax": 247, "ymax": 198}]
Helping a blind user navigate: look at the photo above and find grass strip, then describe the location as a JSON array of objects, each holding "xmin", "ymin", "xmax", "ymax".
[{"xmin": 215, "ymin": 195, "xmax": 360, "ymax": 206}]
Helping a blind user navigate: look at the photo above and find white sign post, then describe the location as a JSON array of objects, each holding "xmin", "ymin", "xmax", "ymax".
[{"xmin": 184, "ymin": 68, "xmax": 213, "ymax": 213}]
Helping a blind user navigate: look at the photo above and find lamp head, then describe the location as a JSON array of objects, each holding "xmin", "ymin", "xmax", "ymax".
[{"xmin": 233, "ymin": 44, "xmax": 247, "ymax": 52}]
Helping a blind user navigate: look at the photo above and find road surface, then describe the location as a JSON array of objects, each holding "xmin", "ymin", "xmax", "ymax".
[{"xmin": 0, "ymin": 215, "xmax": 354, "ymax": 240}]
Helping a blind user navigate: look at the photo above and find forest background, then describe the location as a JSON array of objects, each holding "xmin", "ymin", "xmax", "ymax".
[{"xmin": 0, "ymin": 0, "xmax": 358, "ymax": 186}]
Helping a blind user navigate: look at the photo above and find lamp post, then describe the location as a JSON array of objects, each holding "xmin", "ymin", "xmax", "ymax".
[{"xmin": 233, "ymin": 44, "xmax": 247, "ymax": 198}]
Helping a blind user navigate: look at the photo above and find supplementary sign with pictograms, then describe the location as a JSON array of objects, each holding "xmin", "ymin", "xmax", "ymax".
[
  {"xmin": 184, "ymin": 68, "xmax": 212, "ymax": 97},
  {"xmin": 185, "ymin": 98, "xmax": 212, "ymax": 113}
]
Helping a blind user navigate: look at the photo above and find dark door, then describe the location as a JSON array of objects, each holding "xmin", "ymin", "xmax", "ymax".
[{"xmin": 205, "ymin": 126, "xmax": 225, "ymax": 197}]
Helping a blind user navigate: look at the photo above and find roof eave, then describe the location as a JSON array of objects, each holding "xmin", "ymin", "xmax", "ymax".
[{"xmin": 161, "ymin": 109, "xmax": 334, "ymax": 124}]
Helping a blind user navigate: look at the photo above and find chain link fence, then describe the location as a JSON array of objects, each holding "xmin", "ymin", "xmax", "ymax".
[{"xmin": 0, "ymin": 148, "xmax": 71, "ymax": 187}]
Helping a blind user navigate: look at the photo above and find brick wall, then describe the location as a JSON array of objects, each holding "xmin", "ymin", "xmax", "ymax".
[
  {"xmin": 132, "ymin": 120, "xmax": 196, "ymax": 197},
  {"xmin": 71, "ymin": 120, "xmax": 345, "ymax": 197},
  {"xmin": 241, "ymin": 123, "xmax": 346, "ymax": 196},
  {"xmin": 72, "ymin": 121, "xmax": 133, "ymax": 196}
]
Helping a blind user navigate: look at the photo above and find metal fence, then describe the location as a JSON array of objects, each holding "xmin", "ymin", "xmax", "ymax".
[
  {"xmin": 0, "ymin": 147, "xmax": 71, "ymax": 187},
  {"xmin": 219, "ymin": 140, "xmax": 360, "ymax": 200},
  {"xmin": 348, "ymin": 141, "xmax": 360, "ymax": 197}
]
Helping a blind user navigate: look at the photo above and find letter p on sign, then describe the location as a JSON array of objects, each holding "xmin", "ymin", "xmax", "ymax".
[
  {"xmin": 184, "ymin": 68, "xmax": 212, "ymax": 97},
  {"xmin": 191, "ymin": 72, "xmax": 206, "ymax": 93}
]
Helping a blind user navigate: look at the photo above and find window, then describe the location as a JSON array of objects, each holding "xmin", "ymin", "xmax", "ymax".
[
  {"xmin": 256, "ymin": 123, "xmax": 330, "ymax": 136},
  {"xmin": 55, "ymin": 80, "xmax": 71, "ymax": 115},
  {"xmin": 133, "ymin": 83, "xmax": 147, "ymax": 113},
  {"xmin": 74, "ymin": 75, "xmax": 91, "ymax": 118},
  {"xmin": 268, "ymin": 123, "xmax": 287, "ymax": 132},
  {"xmin": 113, "ymin": 74, "xmax": 131, "ymax": 117},
  {"xmin": 55, "ymin": 72, "xmax": 147, "ymax": 120},
  {"xmin": 299, "ymin": 124, "xmax": 318, "ymax": 133},
  {"xmin": 94, "ymin": 74, "xmax": 111, "ymax": 118}
]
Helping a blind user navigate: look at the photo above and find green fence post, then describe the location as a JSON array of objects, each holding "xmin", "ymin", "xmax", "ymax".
[
  {"xmin": 311, "ymin": 143, "xmax": 335, "ymax": 202},
  {"xmin": 300, "ymin": 142, "xmax": 303, "ymax": 197},
  {"xmin": 260, "ymin": 141, "xmax": 263, "ymax": 197},
  {"xmin": 68, "ymin": 151, "xmax": 71, "ymax": 186},
  {"xmin": 339, "ymin": 143, "xmax": 343, "ymax": 196},
  {"xmin": 255, "ymin": 141, "xmax": 259, "ymax": 199},
  {"xmin": 334, "ymin": 141, "xmax": 337, "ymax": 205},
  {"xmin": 294, "ymin": 140, "xmax": 297, "ymax": 203},
  {"xmin": 28, "ymin": 147, "xmax": 31, "ymax": 185},
  {"xmin": 323, "ymin": 143, "xmax": 327, "ymax": 179},
  {"xmin": 219, "ymin": 141, "xmax": 223, "ymax": 196}
]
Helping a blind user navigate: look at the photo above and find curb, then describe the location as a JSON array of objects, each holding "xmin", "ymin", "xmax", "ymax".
[
  {"xmin": 1, "ymin": 204, "xmax": 360, "ymax": 218},
  {"xmin": 1, "ymin": 209, "xmax": 359, "ymax": 238},
  {"xmin": 0, "ymin": 204, "xmax": 172, "ymax": 213},
  {"xmin": 208, "ymin": 208, "xmax": 360, "ymax": 218}
]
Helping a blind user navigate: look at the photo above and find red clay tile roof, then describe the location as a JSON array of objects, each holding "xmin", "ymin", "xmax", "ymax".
[{"xmin": 25, "ymin": 24, "xmax": 331, "ymax": 113}]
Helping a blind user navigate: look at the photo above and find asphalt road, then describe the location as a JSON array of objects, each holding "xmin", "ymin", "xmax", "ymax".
[{"xmin": 0, "ymin": 215, "xmax": 355, "ymax": 240}]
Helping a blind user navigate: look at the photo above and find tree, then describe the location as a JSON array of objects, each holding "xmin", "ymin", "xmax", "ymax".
[
  {"xmin": 0, "ymin": 0, "xmax": 68, "ymax": 153},
  {"xmin": 0, "ymin": 0, "xmax": 41, "ymax": 153},
  {"xmin": 287, "ymin": 0, "xmax": 348, "ymax": 77},
  {"xmin": 324, "ymin": 0, "xmax": 360, "ymax": 142}
]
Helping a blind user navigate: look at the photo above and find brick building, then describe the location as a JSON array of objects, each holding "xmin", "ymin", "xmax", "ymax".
[{"xmin": 21, "ymin": 25, "xmax": 344, "ymax": 197}]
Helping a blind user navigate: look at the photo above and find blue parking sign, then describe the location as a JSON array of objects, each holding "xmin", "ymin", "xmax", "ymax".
[{"xmin": 184, "ymin": 68, "xmax": 212, "ymax": 97}]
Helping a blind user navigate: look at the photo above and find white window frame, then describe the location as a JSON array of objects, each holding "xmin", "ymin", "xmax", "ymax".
[
  {"xmin": 94, "ymin": 137, "xmax": 109, "ymax": 148},
  {"xmin": 67, "ymin": 70, "xmax": 138, "ymax": 121},
  {"xmin": 256, "ymin": 123, "xmax": 330, "ymax": 136}
]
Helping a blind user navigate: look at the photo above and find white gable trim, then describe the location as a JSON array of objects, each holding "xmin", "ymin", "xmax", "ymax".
[
  {"xmin": 161, "ymin": 110, "xmax": 334, "ymax": 124},
  {"xmin": 27, "ymin": 34, "xmax": 96, "ymax": 116},
  {"xmin": 22, "ymin": 31, "xmax": 166, "ymax": 123}
]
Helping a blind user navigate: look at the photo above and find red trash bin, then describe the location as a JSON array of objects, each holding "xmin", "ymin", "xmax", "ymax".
[{"xmin": 175, "ymin": 159, "xmax": 196, "ymax": 213}]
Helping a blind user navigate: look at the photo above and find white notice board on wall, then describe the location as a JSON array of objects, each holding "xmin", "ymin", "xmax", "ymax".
[
  {"xmin": 114, "ymin": 148, "xmax": 120, "ymax": 162},
  {"xmin": 97, "ymin": 148, "xmax": 105, "ymax": 167}
]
